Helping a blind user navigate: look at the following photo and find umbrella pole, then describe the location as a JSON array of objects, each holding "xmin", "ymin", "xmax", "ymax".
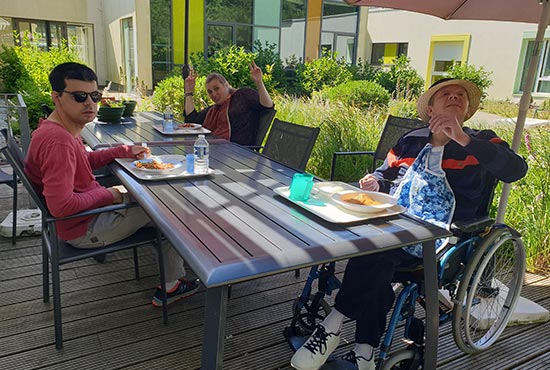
[{"xmin": 497, "ymin": 0, "xmax": 550, "ymax": 223}]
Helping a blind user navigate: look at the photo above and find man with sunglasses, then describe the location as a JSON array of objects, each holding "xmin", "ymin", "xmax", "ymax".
[{"xmin": 25, "ymin": 62, "xmax": 199, "ymax": 307}]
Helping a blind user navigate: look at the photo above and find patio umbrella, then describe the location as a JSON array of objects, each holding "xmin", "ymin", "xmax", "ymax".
[{"xmin": 345, "ymin": 0, "xmax": 550, "ymax": 222}]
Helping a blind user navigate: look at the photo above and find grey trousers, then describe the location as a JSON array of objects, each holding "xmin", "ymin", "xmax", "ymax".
[{"xmin": 67, "ymin": 202, "xmax": 185, "ymax": 283}]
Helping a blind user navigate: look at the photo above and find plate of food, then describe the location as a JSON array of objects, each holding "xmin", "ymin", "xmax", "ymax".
[
  {"xmin": 332, "ymin": 190, "xmax": 397, "ymax": 214},
  {"xmin": 133, "ymin": 156, "xmax": 183, "ymax": 173},
  {"xmin": 175, "ymin": 122, "xmax": 202, "ymax": 130}
]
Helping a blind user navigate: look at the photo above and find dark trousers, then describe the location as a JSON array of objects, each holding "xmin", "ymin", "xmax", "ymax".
[{"xmin": 334, "ymin": 248, "xmax": 420, "ymax": 347}]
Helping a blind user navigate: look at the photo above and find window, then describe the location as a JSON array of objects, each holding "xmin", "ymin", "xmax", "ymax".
[
  {"xmin": 371, "ymin": 43, "xmax": 408, "ymax": 65},
  {"xmin": 281, "ymin": 0, "xmax": 306, "ymax": 62},
  {"xmin": 11, "ymin": 18, "xmax": 94, "ymax": 68},
  {"xmin": 150, "ymin": 0, "xmax": 173, "ymax": 85},
  {"xmin": 519, "ymin": 40, "xmax": 550, "ymax": 94},
  {"xmin": 321, "ymin": 0, "xmax": 357, "ymax": 62}
]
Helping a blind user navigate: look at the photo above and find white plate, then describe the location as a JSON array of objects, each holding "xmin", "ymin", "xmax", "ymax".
[
  {"xmin": 332, "ymin": 190, "xmax": 397, "ymax": 214},
  {"xmin": 133, "ymin": 156, "xmax": 184, "ymax": 173},
  {"xmin": 175, "ymin": 123, "xmax": 202, "ymax": 130}
]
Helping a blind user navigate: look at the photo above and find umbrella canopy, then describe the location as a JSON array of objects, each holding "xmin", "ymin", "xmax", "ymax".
[{"xmin": 345, "ymin": 0, "xmax": 550, "ymax": 222}]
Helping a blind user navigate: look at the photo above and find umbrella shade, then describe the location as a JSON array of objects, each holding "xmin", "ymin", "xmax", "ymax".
[
  {"xmin": 345, "ymin": 0, "xmax": 550, "ymax": 222},
  {"xmin": 345, "ymin": 0, "xmax": 543, "ymax": 23}
]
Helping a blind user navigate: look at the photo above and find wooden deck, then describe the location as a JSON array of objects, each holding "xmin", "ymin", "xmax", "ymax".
[{"xmin": 1, "ymin": 173, "xmax": 550, "ymax": 370}]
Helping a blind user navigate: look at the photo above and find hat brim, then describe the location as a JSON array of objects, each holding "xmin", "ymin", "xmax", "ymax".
[{"xmin": 416, "ymin": 79, "xmax": 481, "ymax": 122}]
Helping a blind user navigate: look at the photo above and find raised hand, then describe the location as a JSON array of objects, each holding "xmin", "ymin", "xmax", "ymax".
[
  {"xmin": 184, "ymin": 65, "xmax": 197, "ymax": 93},
  {"xmin": 249, "ymin": 61, "xmax": 263, "ymax": 85}
]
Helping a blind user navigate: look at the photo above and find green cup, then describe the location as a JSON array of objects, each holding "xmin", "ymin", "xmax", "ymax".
[{"xmin": 289, "ymin": 173, "xmax": 314, "ymax": 201}]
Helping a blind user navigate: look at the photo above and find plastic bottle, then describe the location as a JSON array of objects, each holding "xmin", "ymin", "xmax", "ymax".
[
  {"xmin": 162, "ymin": 105, "xmax": 173, "ymax": 132},
  {"xmin": 193, "ymin": 134, "xmax": 209, "ymax": 174}
]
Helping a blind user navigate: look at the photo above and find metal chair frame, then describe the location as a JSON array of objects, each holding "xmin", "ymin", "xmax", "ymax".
[{"xmin": 1, "ymin": 133, "xmax": 168, "ymax": 349}]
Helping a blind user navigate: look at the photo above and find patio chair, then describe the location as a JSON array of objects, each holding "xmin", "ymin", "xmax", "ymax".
[
  {"xmin": 251, "ymin": 109, "xmax": 276, "ymax": 149},
  {"xmin": 0, "ymin": 128, "xmax": 17, "ymax": 244},
  {"xmin": 0, "ymin": 133, "xmax": 168, "ymax": 349},
  {"xmin": 261, "ymin": 118, "xmax": 320, "ymax": 171},
  {"xmin": 329, "ymin": 115, "xmax": 426, "ymax": 181}
]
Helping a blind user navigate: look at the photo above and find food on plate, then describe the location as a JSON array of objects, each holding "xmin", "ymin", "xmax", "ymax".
[
  {"xmin": 135, "ymin": 159, "xmax": 175, "ymax": 170},
  {"xmin": 177, "ymin": 123, "xmax": 198, "ymax": 128},
  {"xmin": 341, "ymin": 192, "xmax": 381, "ymax": 206}
]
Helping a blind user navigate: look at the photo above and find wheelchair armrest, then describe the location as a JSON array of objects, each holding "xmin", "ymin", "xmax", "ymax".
[
  {"xmin": 46, "ymin": 202, "xmax": 140, "ymax": 222},
  {"xmin": 451, "ymin": 216, "xmax": 495, "ymax": 234}
]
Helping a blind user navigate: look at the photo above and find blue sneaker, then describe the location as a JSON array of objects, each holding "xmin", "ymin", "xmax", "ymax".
[{"xmin": 152, "ymin": 278, "xmax": 200, "ymax": 307}]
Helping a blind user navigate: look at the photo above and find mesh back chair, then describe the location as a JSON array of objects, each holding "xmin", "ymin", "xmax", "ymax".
[
  {"xmin": 251, "ymin": 109, "xmax": 276, "ymax": 148},
  {"xmin": 261, "ymin": 119, "xmax": 321, "ymax": 171},
  {"xmin": 0, "ymin": 128, "xmax": 17, "ymax": 244},
  {"xmin": 1, "ymin": 135, "xmax": 168, "ymax": 349},
  {"xmin": 330, "ymin": 115, "xmax": 426, "ymax": 180}
]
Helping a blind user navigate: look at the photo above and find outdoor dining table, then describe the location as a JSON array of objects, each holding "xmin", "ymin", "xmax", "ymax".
[{"xmin": 82, "ymin": 112, "xmax": 451, "ymax": 370}]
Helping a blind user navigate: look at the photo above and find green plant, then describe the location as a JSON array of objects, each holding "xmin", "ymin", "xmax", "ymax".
[
  {"xmin": 375, "ymin": 55, "xmax": 424, "ymax": 100},
  {"xmin": 0, "ymin": 32, "xmax": 82, "ymax": 132},
  {"xmin": 296, "ymin": 51, "xmax": 353, "ymax": 96},
  {"xmin": 349, "ymin": 58, "xmax": 378, "ymax": 81},
  {"xmin": 446, "ymin": 62, "xmax": 493, "ymax": 102},
  {"xmin": 315, "ymin": 80, "xmax": 390, "ymax": 109},
  {"xmin": 151, "ymin": 75, "xmax": 186, "ymax": 120}
]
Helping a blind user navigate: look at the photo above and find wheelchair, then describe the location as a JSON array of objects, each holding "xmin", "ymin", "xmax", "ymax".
[{"xmin": 283, "ymin": 216, "xmax": 526, "ymax": 370}]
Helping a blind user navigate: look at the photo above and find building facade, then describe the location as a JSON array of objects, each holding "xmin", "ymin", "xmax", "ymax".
[
  {"xmin": 0, "ymin": 0, "xmax": 359, "ymax": 92},
  {"xmin": 362, "ymin": 8, "xmax": 546, "ymax": 101}
]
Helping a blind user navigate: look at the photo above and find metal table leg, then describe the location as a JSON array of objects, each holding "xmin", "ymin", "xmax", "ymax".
[
  {"xmin": 201, "ymin": 285, "xmax": 230, "ymax": 370},
  {"xmin": 422, "ymin": 240, "xmax": 438, "ymax": 370}
]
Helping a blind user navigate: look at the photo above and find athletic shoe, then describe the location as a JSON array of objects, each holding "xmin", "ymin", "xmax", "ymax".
[
  {"xmin": 341, "ymin": 350, "xmax": 375, "ymax": 370},
  {"xmin": 290, "ymin": 325, "xmax": 340, "ymax": 370},
  {"xmin": 151, "ymin": 278, "xmax": 200, "ymax": 307}
]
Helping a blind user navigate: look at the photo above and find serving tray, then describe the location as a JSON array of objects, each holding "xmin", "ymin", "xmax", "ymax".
[
  {"xmin": 274, "ymin": 181, "xmax": 406, "ymax": 223},
  {"xmin": 115, "ymin": 155, "xmax": 215, "ymax": 181},
  {"xmin": 153, "ymin": 123, "xmax": 211, "ymax": 135}
]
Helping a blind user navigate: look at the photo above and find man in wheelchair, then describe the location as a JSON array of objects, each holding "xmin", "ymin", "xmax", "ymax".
[{"xmin": 290, "ymin": 79, "xmax": 528, "ymax": 370}]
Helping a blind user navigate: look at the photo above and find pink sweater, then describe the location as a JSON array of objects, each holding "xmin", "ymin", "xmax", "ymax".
[{"xmin": 24, "ymin": 119, "xmax": 135, "ymax": 240}]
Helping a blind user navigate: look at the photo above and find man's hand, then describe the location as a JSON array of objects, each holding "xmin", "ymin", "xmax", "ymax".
[
  {"xmin": 429, "ymin": 113, "xmax": 471, "ymax": 146},
  {"xmin": 359, "ymin": 174, "xmax": 380, "ymax": 192},
  {"xmin": 249, "ymin": 61, "xmax": 263, "ymax": 85},
  {"xmin": 184, "ymin": 65, "xmax": 197, "ymax": 93},
  {"xmin": 131, "ymin": 145, "xmax": 150, "ymax": 159},
  {"xmin": 108, "ymin": 187, "xmax": 123, "ymax": 204}
]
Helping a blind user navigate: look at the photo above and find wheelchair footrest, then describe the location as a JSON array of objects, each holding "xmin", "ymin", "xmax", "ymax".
[{"xmin": 283, "ymin": 325, "xmax": 309, "ymax": 352}]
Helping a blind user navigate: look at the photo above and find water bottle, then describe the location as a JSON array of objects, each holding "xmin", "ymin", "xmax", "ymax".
[
  {"xmin": 162, "ymin": 105, "xmax": 173, "ymax": 132},
  {"xmin": 193, "ymin": 134, "xmax": 209, "ymax": 174}
]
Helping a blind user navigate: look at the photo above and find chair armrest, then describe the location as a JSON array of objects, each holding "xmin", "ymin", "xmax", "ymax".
[
  {"xmin": 330, "ymin": 151, "xmax": 375, "ymax": 181},
  {"xmin": 451, "ymin": 217, "xmax": 495, "ymax": 234},
  {"xmin": 244, "ymin": 145, "xmax": 264, "ymax": 152},
  {"xmin": 46, "ymin": 202, "xmax": 140, "ymax": 222}
]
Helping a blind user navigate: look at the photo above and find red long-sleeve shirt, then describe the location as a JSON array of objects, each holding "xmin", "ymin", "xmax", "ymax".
[{"xmin": 25, "ymin": 119, "xmax": 135, "ymax": 240}]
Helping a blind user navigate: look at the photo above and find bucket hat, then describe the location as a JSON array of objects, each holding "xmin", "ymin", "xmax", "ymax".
[{"xmin": 416, "ymin": 78, "xmax": 481, "ymax": 122}]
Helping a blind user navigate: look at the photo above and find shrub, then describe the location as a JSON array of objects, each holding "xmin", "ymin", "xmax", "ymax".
[
  {"xmin": 349, "ymin": 58, "xmax": 377, "ymax": 81},
  {"xmin": 446, "ymin": 62, "xmax": 493, "ymax": 102},
  {"xmin": 315, "ymin": 80, "xmax": 390, "ymax": 109},
  {"xmin": 151, "ymin": 75, "xmax": 186, "ymax": 120},
  {"xmin": 375, "ymin": 55, "xmax": 424, "ymax": 100},
  {"xmin": 296, "ymin": 51, "xmax": 353, "ymax": 96},
  {"xmin": 0, "ymin": 33, "xmax": 82, "ymax": 132}
]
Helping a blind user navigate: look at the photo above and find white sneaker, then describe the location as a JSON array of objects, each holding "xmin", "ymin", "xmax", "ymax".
[
  {"xmin": 290, "ymin": 325, "xmax": 341, "ymax": 370},
  {"xmin": 341, "ymin": 350, "xmax": 376, "ymax": 370}
]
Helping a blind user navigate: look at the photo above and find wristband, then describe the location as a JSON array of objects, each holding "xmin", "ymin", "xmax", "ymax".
[{"xmin": 185, "ymin": 92, "xmax": 194, "ymax": 97}]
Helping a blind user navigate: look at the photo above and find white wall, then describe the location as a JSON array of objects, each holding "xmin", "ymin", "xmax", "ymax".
[{"xmin": 365, "ymin": 9, "xmax": 538, "ymax": 100}]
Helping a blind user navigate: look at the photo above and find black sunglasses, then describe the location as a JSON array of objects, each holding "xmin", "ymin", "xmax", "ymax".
[{"xmin": 61, "ymin": 90, "xmax": 103, "ymax": 103}]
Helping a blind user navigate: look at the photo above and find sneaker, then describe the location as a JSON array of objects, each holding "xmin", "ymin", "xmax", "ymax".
[
  {"xmin": 341, "ymin": 350, "xmax": 375, "ymax": 370},
  {"xmin": 152, "ymin": 278, "xmax": 200, "ymax": 307},
  {"xmin": 290, "ymin": 325, "xmax": 340, "ymax": 370}
]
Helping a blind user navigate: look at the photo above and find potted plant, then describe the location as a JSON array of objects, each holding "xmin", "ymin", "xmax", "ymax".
[
  {"xmin": 97, "ymin": 99, "xmax": 125, "ymax": 123},
  {"xmin": 121, "ymin": 98, "xmax": 137, "ymax": 116}
]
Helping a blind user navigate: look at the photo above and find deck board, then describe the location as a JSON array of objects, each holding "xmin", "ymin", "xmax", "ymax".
[{"xmin": 1, "ymin": 178, "xmax": 549, "ymax": 370}]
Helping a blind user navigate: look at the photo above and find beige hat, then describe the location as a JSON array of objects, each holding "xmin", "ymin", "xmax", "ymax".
[{"xmin": 416, "ymin": 78, "xmax": 481, "ymax": 122}]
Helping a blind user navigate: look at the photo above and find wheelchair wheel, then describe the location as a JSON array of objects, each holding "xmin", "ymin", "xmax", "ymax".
[
  {"xmin": 292, "ymin": 295, "xmax": 331, "ymax": 334},
  {"xmin": 452, "ymin": 227, "xmax": 526, "ymax": 353},
  {"xmin": 379, "ymin": 349, "xmax": 421, "ymax": 370}
]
